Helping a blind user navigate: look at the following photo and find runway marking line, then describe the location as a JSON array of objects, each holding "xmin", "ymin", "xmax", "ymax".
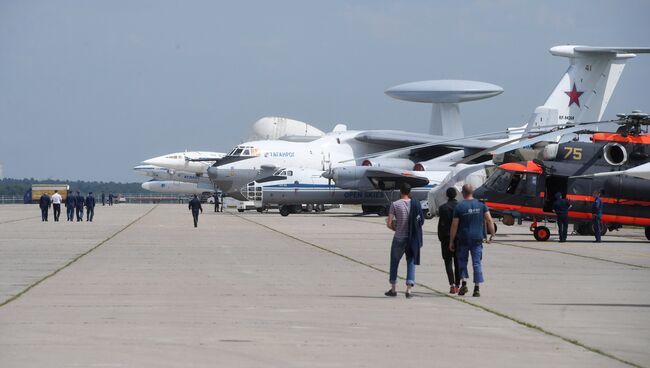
[
  {"xmin": 233, "ymin": 212, "xmax": 645, "ymax": 368},
  {"xmin": 0, "ymin": 205, "xmax": 158, "ymax": 308},
  {"xmin": 0, "ymin": 216, "xmax": 40, "ymax": 225}
]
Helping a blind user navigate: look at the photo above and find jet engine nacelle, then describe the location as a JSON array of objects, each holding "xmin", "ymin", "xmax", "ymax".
[
  {"xmin": 330, "ymin": 166, "xmax": 372, "ymax": 190},
  {"xmin": 361, "ymin": 158, "xmax": 414, "ymax": 169}
]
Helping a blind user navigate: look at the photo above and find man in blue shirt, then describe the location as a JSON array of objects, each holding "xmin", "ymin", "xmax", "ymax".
[
  {"xmin": 592, "ymin": 190, "xmax": 603, "ymax": 243},
  {"xmin": 65, "ymin": 192, "xmax": 76, "ymax": 221},
  {"xmin": 85, "ymin": 192, "xmax": 96, "ymax": 222},
  {"xmin": 450, "ymin": 184, "xmax": 495, "ymax": 297}
]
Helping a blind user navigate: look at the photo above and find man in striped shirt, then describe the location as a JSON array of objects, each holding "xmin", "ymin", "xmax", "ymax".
[{"xmin": 385, "ymin": 183, "xmax": 416, "ymax": 298}]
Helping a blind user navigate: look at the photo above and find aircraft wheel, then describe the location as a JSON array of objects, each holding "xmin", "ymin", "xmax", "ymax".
[
  {"xmin": 279, "ymin": 206, "xmax": 291, "ymax": 217},
  {"xmin": 533, "ymin": 226, "xmax": 551, "ymax": 241},
  {"xmin": 645, "ymin": 227, "xmax": 650, "ymax": 242},
  {"xmin": 256, "ymin": 208, "xmax": 264, "ymax": 213},
  {"xmin": 293, "ymin": 205, "xmax": 303, "ymax": 213},
  {"xmin": 424, "ymin": 210, "xmax": 434, "ymax": 220},
  {"xmin": 237, "ymin": 209, "xmax": 245, "ymax": 213},
  {"xmin": 306, "ymin": 204, "xmax": 314, "ymax": 212}
]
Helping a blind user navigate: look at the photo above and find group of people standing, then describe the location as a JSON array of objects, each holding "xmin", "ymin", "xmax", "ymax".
[
  {"xmin": 38, "ymin": 191, "xmax": 101, "ymax": 222},
  {"xmin": 385, "ymin": 183, "xmax": 495, "ymax": 298}
]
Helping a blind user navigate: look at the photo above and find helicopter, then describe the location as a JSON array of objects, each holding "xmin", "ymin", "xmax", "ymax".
[{"xmin": 473, "ymin": 111, "xmax": 650, "ymax": 242}]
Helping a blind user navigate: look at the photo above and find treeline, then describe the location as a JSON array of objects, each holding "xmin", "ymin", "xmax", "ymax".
[{"xmin": 0, "ymin": 178, "xmax": 148, "ymax": 196}]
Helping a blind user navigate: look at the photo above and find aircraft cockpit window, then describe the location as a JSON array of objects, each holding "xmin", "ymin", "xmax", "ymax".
[
  {"xmin": 242, "ymin": 148, "xmax": 250, "ymax": 156},
  {"xmin": 286, "ymin": 170, "xmax": 293, "ymax": 176},
  {"xmin": 233, "ymin": 148, "xmax": 243, "ymax": 156},
  {"xmin": 503, "ymin": 172, "xmax": 537, "ymax": 195},
  {"xmin": 484, "ymin": 169, "xmax": 512, "ymax": 192}
]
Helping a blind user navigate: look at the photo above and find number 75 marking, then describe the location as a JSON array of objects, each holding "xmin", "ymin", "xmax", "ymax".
[{"xmin": 563, "ymin": 147, "xmax": 582, "ymax": 160}]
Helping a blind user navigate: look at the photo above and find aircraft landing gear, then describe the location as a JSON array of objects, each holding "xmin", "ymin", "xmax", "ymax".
[
  {"xmin": 533, "ymin": 226, "xmax": 551, "ymax": 241},
  {"xmin": 530, "ymin": 219, "xmax": 550, "ymax": 241},
  {"xmin": 424, "ymin": 210, "xmax": 434, "ymax": 220}
]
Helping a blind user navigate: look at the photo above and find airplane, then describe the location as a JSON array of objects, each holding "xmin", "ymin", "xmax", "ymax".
[
  {"xmin": 208, "ymin": 45, "xmax": 650, "ymax": 205},
  {"xmin": 142, "ymin": 151, "xmax": 225, "ymax": 176},
  {"xmin": 133, "ymin": 164, "xmax": 218, "ymax": 195},
  {"xmin": 473, "ymin": 111, "xmax": 650, "ymax": 242},
  {"xmin": 243, "ymin": 167, "xmax": 447, "ymax": 216}
]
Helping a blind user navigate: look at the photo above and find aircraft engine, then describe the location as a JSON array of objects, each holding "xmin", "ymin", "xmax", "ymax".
[
  {"xmin": 361, "ymin": 158, "xmax": 414, "ymax": 169},
  {"xmin": 329, "ymin": 166, "xmax": 367, "ymax": 190},
  {"xmin": 603, "ymin": 142, "xmax": 628, "ymax": 166},
  {"xmin": 167, "ymin": 168, "xmax": 176, "ymax": 176}
]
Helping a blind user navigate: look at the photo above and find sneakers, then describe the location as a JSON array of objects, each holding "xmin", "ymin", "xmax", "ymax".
[
  {"xmin": 449, "ymin": 286, "xmax": 457, "ymax": 294},
  {"xmin": 405, "ymin": 291, "xmax": 413, "ymax": 299},
  {"xmin": 458, "ymin": 284, "xmax": 468, "ymax": 296},
  {"xmin": 384, "ymin": 289, "xmax": 397, "ymax": 297},
  {"xmin": 473, "ymin": 288, "xmax": 480, "ymax": 297}
]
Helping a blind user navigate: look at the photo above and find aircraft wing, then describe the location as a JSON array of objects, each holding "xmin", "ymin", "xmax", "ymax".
[
  {"xmin": 353, "ymin": 130, "xmax": 497, "ymax": 162},
  {"xmin": 364, "ymin": 167, "xmax": 430, "ymax": 190}
]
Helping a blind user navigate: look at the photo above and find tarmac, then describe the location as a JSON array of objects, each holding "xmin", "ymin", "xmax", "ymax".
[{"xmin": 0, "ymin": 203, "xmax": 649, "ymax": 368}]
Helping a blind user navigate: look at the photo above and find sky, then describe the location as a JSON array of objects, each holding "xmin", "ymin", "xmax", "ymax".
[{"xmin": 0, "ymin": 0, "xmax": 649, "ymax": 182}]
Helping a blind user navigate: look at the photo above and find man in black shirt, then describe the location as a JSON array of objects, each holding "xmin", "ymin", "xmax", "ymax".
[
  {"xmin": 437, "ymin": 187, "xmax": 461, "ymax": 293},
  {"xmin": 188, "ymin": 194, "xmax": 203, "ymax": 227}
]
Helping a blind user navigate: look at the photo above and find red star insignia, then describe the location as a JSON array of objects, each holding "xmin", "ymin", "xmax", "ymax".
[{"xmin": 565, "ymin": 83, "xmax": 584, "ymax": 107}]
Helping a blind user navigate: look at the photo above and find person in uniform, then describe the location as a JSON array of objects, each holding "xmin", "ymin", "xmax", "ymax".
[
  {"xmin": 188, "ymin": 194, "xmax": 203, "ymax": 227},
  {"xmin": 75, "ymin": 191, "xmax": 85, "ymax": 222},
  {"xmin": 552, "ymin": 192, "xmax": 572, "ymax": 242},
  {"xmin": 85, "ymin": 192, "xmax": 96, "ymax": 222},
  {"xmin": 51, "ymin": 190, "xmax": 62, "ymax": 222},
  {"xmin": 592, "ymin": 190, "xmax": 603, "ymax": 243},
  {"xmin": 65, "ymin": 191, "xmax": 76, "ymax": 221},
  {"xmin": 39, "ymin": 192, "xmax": 51, "ymax": 222},
  {"xmin": 438, "ymin": 187, "xmax": 461, "ymax": 293},
  {"xmin": 101, "ymin": 192, "xmax": 106, "ymax": 206},
  {"xmin": 449, "ymin": 184, "xmax": 495, "ymax": 297},
  {"xmin": 213, "ymin": 192, "xmax": 219, "ymax": 212},
  {"xmin": 108, "ymin": 193, "xmax": 114, "ymax": 206}
]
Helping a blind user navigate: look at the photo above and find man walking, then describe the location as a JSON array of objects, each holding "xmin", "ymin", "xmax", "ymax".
[
  {"xmin": 592, "ymin": 190, "xmax": 603, "ymax": 243},
  {"xmin": 38, "ymin": 192, "xmax": 51, "ymax": 222},
  {"xmin": 101, "ymin": 192, "xmax": 106, "ymax": 206},
  {"xmin": 51, "ymin": 190, "xmax": 62, "ymax": 222},
  {"xmin": 85, "ymin": 192, "xmax": 96, "ymax": 222},
  {"xmin": 108, "ymin": 193, "xmax": 114, "ymax": 206},
  {"xmin": 385, "ymin": 183, "xmax": 418, "ymax": 298},
  {"xmin": 188, "ymin": 194, "xmax": 203, "ymax": 227},
  {"xmin": 450, "ymin": 184, "xmax": 495, "ymax": 297},
  {"xmin": 438, "ymin": 187, "xmax": 461, "ymax": 293},
  {"xmin": 75, "ymin": 191, "xmax": 85, "ymax": 222},
  {"xmin": 65, "ymin": 192, "xmax": 76, "ymax": 221},
  {"xmin": 552, "ymin": 192, "xmax": 572, "ymax": 242}
]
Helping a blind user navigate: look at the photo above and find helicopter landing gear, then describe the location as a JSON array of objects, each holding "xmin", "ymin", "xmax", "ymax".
[{"xmin": 530, "ymin": 219, "xmax": 551, "ymax": 241}]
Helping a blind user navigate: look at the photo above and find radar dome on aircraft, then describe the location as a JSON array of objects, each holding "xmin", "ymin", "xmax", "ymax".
[
  {"xmin": 385, "ymin": 80, "xmax": 504, "ymax": 138},
  {"xmin": 249, "ymin": 117, "xmax": 325, "ymax": 141}
]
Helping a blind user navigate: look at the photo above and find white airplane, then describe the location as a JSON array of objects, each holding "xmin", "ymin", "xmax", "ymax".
[
  {"xmin": 141, "ymin": 180, "xmax": 215, "ymax": 195},
  {"xmin": 209, "ymin": 45, "xmax": 650, "ymax": 203},
  {"xmin": 142, "ymin": 151, "xmax": 225, "ymax": 175},
  {"xmin": 133, "ymin": 164, "xmax": 218, "ymax": 194},
  {"xmin": 243, "ymin": 167, "xmax": 447, "ymax": 216}
]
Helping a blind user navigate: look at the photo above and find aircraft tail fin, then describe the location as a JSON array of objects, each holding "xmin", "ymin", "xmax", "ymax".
[{"xmin": 524, "ymin": 45, "xmax": 650, "ymax": 133}]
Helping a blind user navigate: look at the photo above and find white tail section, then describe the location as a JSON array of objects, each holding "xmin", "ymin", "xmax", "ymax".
[{"xmin": 525, "ymin": 45, "xmax": 650, "ymax": 133}]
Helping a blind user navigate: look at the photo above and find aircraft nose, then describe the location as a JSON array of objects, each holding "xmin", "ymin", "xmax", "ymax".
[{"xmin": 141, "ymin": 182, "xmax": 154, "ymax": 190}]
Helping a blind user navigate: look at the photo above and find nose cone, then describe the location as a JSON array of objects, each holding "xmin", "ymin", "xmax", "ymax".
[{"xmin": 141, "ymin": 181, "xmax": 154, "ymax": 191}]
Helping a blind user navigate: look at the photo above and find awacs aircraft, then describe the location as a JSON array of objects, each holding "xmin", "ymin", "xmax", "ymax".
[
  {"xmin": 209, "ymin": 45, "xmax": 650, "ymax": 202},
  {"xmin": 243, "ymin": 167, "xmax": 447, "ymax": 216},
  {"xmin": 474, "ymin": 112, "xmax": 650, "ymax": 242}
]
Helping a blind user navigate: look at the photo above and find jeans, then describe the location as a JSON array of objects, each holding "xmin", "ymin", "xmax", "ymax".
[
  {"xmin": 66, "ymin": 207, "xmax": 74, "ymax": 221},
  {"xmin": 87, "ymin": 207, "xmax": 94, "ymax": 222},
  {"xmin": 593, "ymin": 215, "xmax": 602, "ymax": 242},
  {"xmin": 40, "ymin": 208, "xmax": 48, "ymax": 221},
  {"xmin": 389, "ymin": 236, "xmax": 415, "ymax": 286},
  {"xmin": 192, "ymin": 210, "xmax": 200, "ymax": 227},
  {"xmin": 440, "ymin": 238, "xmax": 460, "ymax": 286},
  {"xmin": 76, "ymin": 208, "xmax": 83, "ymax": 221},
  {"xmin": 557, "ymin": 215, "xmax": 568, "ymax": 242},
  {"xmin": 457, "ymin": 240, "xmax": 484, "ymax": 284}
]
